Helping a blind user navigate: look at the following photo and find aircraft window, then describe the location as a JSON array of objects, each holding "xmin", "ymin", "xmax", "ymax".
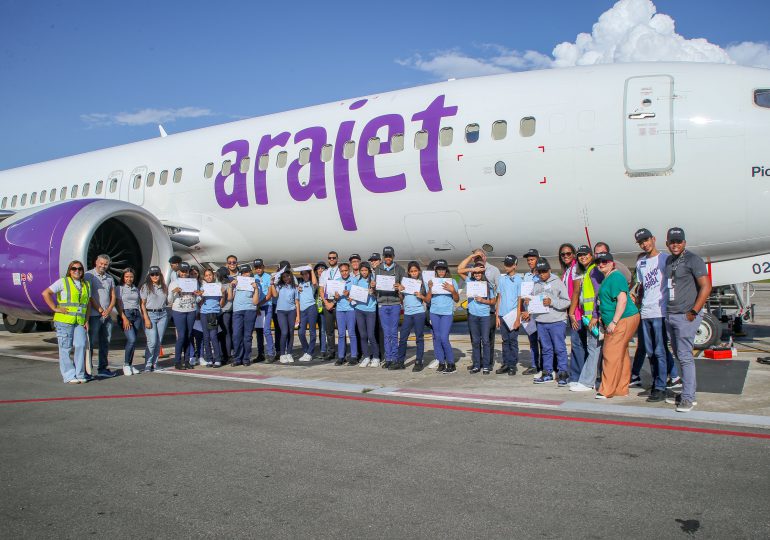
[
  {"xmin": 465, "ymin": 124, "xmax": 480, "ymax": 143},
  {"xmin": 258, "ymin": 154, "xmax": 269, "ymax": 171},
  {"xmin": 755, "ymin": 89, "xmax": 770, "ymax": 108},
  {"xmin": 414, "ymin": 130, "xmax": 429, "ymax": 150},
  {"xmin": 520, "ymin": 116, "xmax": 536, "ymax": 137},
  {"xmin": 276, "ymin": 151, "xmax": 288, "ymax": 168},
  {"xmin": 71, "ymin": 185, "xmax": 79, "ymax": 198},
  {"xmin": 390, "ymin": 133, "xmax": 404, "ymax": 153},
  {"xmin": 239, "ymin": 158, "xmax": 250, "ymax": 174},
  {"xmin": 367, "ymin": 138, "xmax": 380, "ymax": 157},
  {"xmin": 108, "ymin": 179, "xmax": 117, "ymax": 194},
  {"xmin": 50, "ymin": 189, "xmax": 57, "ymax": 201},
  {"xmin": 146, "ymin": 173, "xmax": 154, "ymax": 187},
  {"xmin": 132, "ymin": 176, "xmax": 141, "ymax": 190},
  {"xmin": 204, "ymin": 162, "xmax": 214, "ymax": 178},
  {"xmin": 173, "ymin": 168, "xmax": 182, "ymax": 183},
  {"xmin": 30, "ymin": 192, "xmax": 37, "ymax": 205},
  {"xmin": 299, "ymin": 148, "xmax": 311, "ymax": 165},
  {"xmin": 20, "ymin": 194, "xmax": 27, "ymax": 206},
  {"xmin": 439, "ymin": 127, "xmax": 453, "ymax": 147},
  {"xmin": 343, "ymin": 141, "xmax": 355, "ymax": 159},
  {"xmin": 82, "ymin": 183, "xmax": 90, "ymax": 196},
  {"xmin": 60, "ymin": 187, "xmax": 68, "ymax": 200},
  {"xmin": 1, "ymin": 197, "xmax": 6, "ymax": 209},
  {"xmin": 321, "ymin": 144, "xmax": 333, "ymax": 162},
  {"xmin": 11, "ymin": 195, "xmax": 17, "ymax": 207},
  {"xmin": 492, "ymin": 120, "xmax": 507, "ymax": 140},
  {"xmin": 159, "ymin": 170, "xmax": 168, "ymax": 185}
]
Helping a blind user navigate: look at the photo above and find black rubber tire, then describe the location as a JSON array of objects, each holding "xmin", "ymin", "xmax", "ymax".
[
  {"xmin": 2, "ymin": 314, "xmax": 36, "ymax": 334},
  {"xmin": 694, "ymin": 312, "xmax": 720, "ymax": 350},
  {"xmin": 35, "ymin": 321, "xmax": 53, "ymax": 332}
]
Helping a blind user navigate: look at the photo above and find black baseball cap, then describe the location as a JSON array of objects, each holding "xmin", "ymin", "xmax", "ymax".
[
  {"xmin": 576, "ymin": 245, "xmax": 592, "ymax": 255},
  {"xmin": 314, "ymin": 261, "xmax": 328, "ymax": 271},
  {"xmin": 635, "ymin": 228, "xmax": 653, "ymax": 243},
  {"xmin": 148, "ymin": 265, "xmax": 161, "ymax": 275},
  {"xmin": 252, "ymin": 258, "xmax": 264, "ymax": 268},
  {"xmin": 523, "ymin": 249, "xmax": 540, "ymax": 259},
  {"xmin": 535, "ymin": 258, "xmax": 550, "ymax": 272},
  {"xmin": 368, "ymin": 252, "xmax": 381, "ymax": 261},
  {"xmin": 360, "ymin": 261, "xmax": 372, "ymax": 271},
  {"xmin": 178, "ymin": 262, "xmax": 191, "ymax": 272},
  {"xmin": 169, "ymin": 255, "xmax": 182, "ymax": 264},
  {"xmin": 434, "ymin": 259, "xmax": 449, "ymax": 269},
  {"xmin": 595, "ymin": 252, "xmax": 614, "ymax": 263},
  {"xmin": 382, "ymin": 246, "xmax": 395, "ymax": 257},
  {"xmin": 349, "ymin": 253, "xmax": 361, "ymax": 261},
  {"xmin": 279, "ymin": 260, "xmax": 291, "ymax": 269},
  {"xmin": 503, "ymin": 255, "xmax": 518, "ymax": 266},
  {"xmin": 667, "ymin": 227, "xmax": 686, "ymax": 242},
  {"xmin": 216, "ymin": 267, "xmax": 228, "ymax": 279},
  {"xmin": 238, "ymin": 264, "xmax": 252, "ymax": 273}
]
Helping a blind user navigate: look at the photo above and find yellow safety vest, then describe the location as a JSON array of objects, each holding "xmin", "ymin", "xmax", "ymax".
[
  {"xmin": 581, "ymin": 263, "xmax": 597, "ymax": 317},
  {"xmin": 52, "ymin": 277, "xmax": 91, "ymax": 326}
]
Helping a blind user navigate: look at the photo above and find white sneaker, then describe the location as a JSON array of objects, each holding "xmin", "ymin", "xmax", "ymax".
[
  {"xmin": 199, "ymin": 357, "xmax": 206, "ymax": 366},
  {"xmin": 427, "ymin": 359, "xmax": 439, "ymax": 369},
  {"xmin": 298, "ymin": 353, "xmax": 310, "ymax": 362},
  {"xmin": 359, "ymin": 358, "xmax": 370, "ymax": 367},
  {"xmin": 533, "ymin": 371, "xmax": 542, "ymax": 379},
  {"xmin": 569, "ymin": 383, "xmax": 593, "ymax": 392},
  {"xmin": 567, "ymin": 381, "xmax": 577, "ymax": 387},
  {"xmin": 131, "ymin": 366, "xmax": 141, "ymax": 375},
  {"xmin": 122, "ymin": 365, "xmax": 132, "ymax": 376},
  {"xmin": 285, "ymin": 355, "xmax": 295, "ymax": 363},
  {"xmin": 369, "ymin": 358, "xmax": 380, "ymax": 368}
]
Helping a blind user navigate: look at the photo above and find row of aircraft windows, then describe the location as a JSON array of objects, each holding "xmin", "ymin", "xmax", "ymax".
[
  {"xmin": 0, "ymin": 168, "xmax": 183, "ymax": 209},
  {"xmin": 202, "ymin": 118, "xmax": 536, "ymax": 178}
]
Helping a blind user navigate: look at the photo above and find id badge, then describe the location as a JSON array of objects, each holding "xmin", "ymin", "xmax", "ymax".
[{"xmin": 668, "ymin": 278, "xmax": 675, "ymax": 301}]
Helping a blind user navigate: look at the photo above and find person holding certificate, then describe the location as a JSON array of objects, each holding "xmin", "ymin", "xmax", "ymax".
[
  {"xmin": 167, "ymin": 262, "xmax": 199, "ymax": 370},
  {"xmin": 319, "ymin": 251, "xmax": 341, "ymax": 361},
  {"xmin": 494, "ymin": 255, "xmax": 523, "ymax": 376},
  {"xmin": 351, "ymin": 262, "xmax": 378, "ymax": 367},
  {"xmin": 252, "ymin": 260, "xmax": 276, "ymax": 363},
  {"xmin": 458, "ymin": 259, "xmax": 498, "ymax": 374},
  {"xmin": 530, "ymin": 258, "xmax": 572, "ymax": 385},
  {"xmin": 297, "ymin": 267, "xmax": 319, "ymax": 362},
  {"xmin": 199, "ymin": 268, "xmax": 227, "ymax": 367},
  {"xmin": 332, "ymin": 262, "xmax": 357, "ymax": 365},
  {"xmin": 423, "ymin": 260, "xmax": 459, "ymax": 374},
  {"xmin": 269, "ymin": 270, "xmax": 300, "ymax": 363},
  {"xmin": 373, "ymin": 246, "xmax": 406, "ymax": 369},
  {"xmin": 520, "ymin": 249, "xmax": 543, "ymax": 377},
  {"xmin": 228, "ymin": 264, "xmax": 262, "ymax": 366},
  {"xmin": 397, "ymin": 261, "xmax": 428, "ymax": 371}
]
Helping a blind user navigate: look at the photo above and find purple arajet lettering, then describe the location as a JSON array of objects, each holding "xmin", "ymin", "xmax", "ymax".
[
  {"xmin": 214, "ymin": 140, "xmax": 250, "ymax": 208},
  {"xmin": 410, "ymin": 95, "xmax": 458, "ymax": 192},
  {"xmin": 287, "ymin": 127, "xmax": 328, "ymax": 201},
  {"xmin": 254, "ymin": 132, "xmax": 290, "ymax": 205},
  {"xmin": 357, "ymin": 114, "xmax": 406, "ymax": 193},
  {"xmin": 333, "ymin": 120, "xmax": 357, "ymax": 231}
]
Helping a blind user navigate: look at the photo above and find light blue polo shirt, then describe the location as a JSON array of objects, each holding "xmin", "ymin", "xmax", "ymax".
[
  {"xmin": 200, "ymin": 283, "xmax": 226, "ymax": 314},
  {"xmin": 403, "ymin": 283, "xmax": 426, "ymax": 316},
  {"xmin": 275, "ymin": 285, "xmax": 298, "ymax": 312},
  {"xmin": 351, "ymin": 276, "xmax": 376, "ymax": 312},
  {"xmin": 255, "ymin": 272, "xmax": 273, "ymax": 305},
  {"xmin": 298, "ymin": 281, "xmax": 317, "ymax": 311},
  {"xmin": 335, "ymin": 277, "xmax": 354, "ymax": 312},
  {"xmin": 233, "ymin": 283, "xmax": 260, "ymax": 312},
  {"xmin": 498, "ymin": 273, "xmax": 522, "ymax": 316},
  {"xmin": 466, "ymin": 276, "xmax": 496, "ymax": 317},
  {"xmin": 429, "ymin": 278, "xmax": 458, "ymax": 316}
]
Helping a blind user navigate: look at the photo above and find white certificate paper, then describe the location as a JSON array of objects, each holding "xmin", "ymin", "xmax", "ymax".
[
  {"xmin": 522, "ymin": 318, "xmax": 537, "ymax": 335},
  {"xmin": 466, "ymin": 281, "xmax": 488, "ymax": 299},
  {"xmin": 527, "ymin": 295, "xmax": 550, "ymax": 314},
  {"xmin": 375, "ymin": 275, "xmax": 396, "ymax": 291},
  {"xmin": 431, "ymin": 278, "xmax": 450, "ymax": 295},
  {"xmin": 401, "ymin": 277, "xmax": 421, "ymax": 295},
  {"xmin": 178, "ymin": 278, "xmax": 198, "ymax": 293},
  {"xmin": 421, "ymin": 271, "xmax": 435, "ymax": 285},
  {"xmin": 202, "ymin": 283, "xmax": 222, "ymax": 297},
  {"xmin": 502, "ymin": 308, "xmax": 518, "ymax": 331},
  {"xmin": 293, "ymin": 265, "xmax": 312, "ymax": 272},
  {"xmin": 324, "ymin": 280, "xmax": 344, "ymax": 299},
  {"xmin": 349, "ymin": 285, "xmax": 369, "ymax": 303},
  {"xmin": 520, "ymin": 281, "xmax": 535, "ymax": 298},
  {"xmin": 236, "ymin": 276, "xmax": 255, "ymax": 291}
]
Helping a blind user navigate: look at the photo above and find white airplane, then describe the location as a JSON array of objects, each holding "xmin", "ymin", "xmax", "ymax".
[{"xmin": 1, "ymin": 62, "xmax": 769, "ymax": 347}]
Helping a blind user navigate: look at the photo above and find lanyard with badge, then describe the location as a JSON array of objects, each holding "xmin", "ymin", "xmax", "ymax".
[{"xmin": 668, "ymin": 250, "xmax": 686, "ymax": 301}]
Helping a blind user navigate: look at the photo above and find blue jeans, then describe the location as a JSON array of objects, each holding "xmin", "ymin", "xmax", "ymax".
[
  {"xmin": 499, "ymin": 316, "xmax": 520, "ymax": 368},
  {"xmin": 642, "ymin": 317, "xmax": 669, "ymax": 391},
  {"xmin": 299, "ymin": 306, "xmax": 318, "ymax": 355},
  {"xmin": 122, "ymin": 309, "xmax": 143, "ymax": 366},
  {"xmin": 55, "ymin": 322, "xmax": 87, "ymax": 382},
  {"xmin": 430, "ymin": 313, "xmax": 454, "ymax": 364},
  {"xmin": 538, "ymin": 321, "xmax": 568, "ymax": 374},
  {"xmin": 220, "ymin": 310, "xmax": 233, "ymax": 360},
  {"xmin": 316, "ymin": 309, "xmax": 327, "ymax": 353},
  {"xmin": 88, "ymin": 315, "xmax": 113, "ymax": 371},
  {"xmin": 569, "ymin": 320, "xmax": 588, "ymax": 382},
  {"xmin": 469, "ymin": 314, "xmax": 491, "ymax": 369},
  {"xmin": 201, "ymin": 313, "xmax": 222, "ymax": 363},
  {"xmin": 232, "ymin": 309, "xmax": 257, "ymax": 364},
  {"xmin": 275, "ymin": 309, "xmax": 295, "ymax": 355},
  {"xmin": 577, "ymin": 330, "xmax": 602, "ymax": 388},
  {"xmin": 398, "ymin": 312, "xmax": 426, "ymax": 363},
  {"xmin": 528, "ymin": 330, "xmax": 541, "ymax": 370},
  {"xmin": 171, "ymin": 310, "xmax": 196, "ymax": 365},
  {"xmin": 355, "ymin": 309, "xmax": 378, "ymax": 359},
  {"xmin": 257, "ymin": 305, "xmax": 276, "ymax": 356},
  {"xmin": 144, "ymin": 311, "xmax": 168, "ymax": 368},
  {"xmin": 666, "ymin": 313, "xmax": 701, "ymax": 402},
  {"xmin": 188, "ymin": 328, "xmax": 203, "ymax": 363},
  {"xmin": 378, "ymin": 304, "xmax": 401, "ymax": 361},
  {"xmin": 632, "ymin": 322, "xmax": 679, "ymax": 381},
  {"xmin": 336, "ymin": 310, "xmax": 357, "ymax": 359}
]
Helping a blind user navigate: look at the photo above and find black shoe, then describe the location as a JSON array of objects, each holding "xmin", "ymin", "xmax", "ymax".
[
  {"xmin": 647, "ymin": 389, "xmax": 666, "ymax": 402},
  {"xmin": 412, "ymin": 362, "xmax": 424, "ymax": 372},
  {"xmin": 231, "ymin": 362, "xmax": 243, "ymax": 367},
  {"xmin": 273, "ymin": 354, "xmax": 281, "ymax": 363},
  {"xmin": 348, "ymin": 358, "xmax": 359, "ymax": 366},
  {"xmin": 466, "ymin": 364, "xmax": 474, "ymax": 371},
  {"xmin": 382, "ymin": 361, "xmax": 391, "ymax": 369},
  {"xmin": 482, "ymin": 369, "xmax": 491, "ymax": 375},
  {"xmin": 325, "ymin": 352, "xmax": 335, "ymax": 361},
  {"xmin": 243, "ymin": 361, "xmax": 251, "ymax": 367},
  {"xmin": 334, "ymin": 359, "xmax": 345, "ymax": 366},
  {"xmin": 174, "ymin": 363, "xmax": 184, "ymax": 370},
  {"xmin": 469, "ymin": 367, "xmax": 481, "ymax": 374},
  {"xmin": 255, "ymin": 355, "xmax": 265, "ymax": 363},
  {"xmin": 186, "ymin": 363, "xmax": 194, "ymax": 370},
  {"xmin": 508, "ymin": 366, "xmax": 518, "ymax": 376},
  {"xmin": 437, "ymin": 363, "xmax": 446, "ymax": 373},
  {"xmin": 522, "ymin": 367, "xmax": 538, "ymax": 376},
  {"xmin": 444, "ymin": 364, "xmax": 457, "ymax": 374},
  {"xmin": 495, "ymin": 365, "xmax": 510, "ymax": 374},
  {"xmin": 266, "ymin": 356, "xmax": 277, "ymax": 363}
]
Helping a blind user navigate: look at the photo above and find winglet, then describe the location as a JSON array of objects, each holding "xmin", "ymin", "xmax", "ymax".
[{"xmin": 158, "ymin": 125, "xmax": 168, "ymax": 138}]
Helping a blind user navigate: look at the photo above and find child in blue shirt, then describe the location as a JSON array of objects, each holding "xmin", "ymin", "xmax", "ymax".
[
  {"xmin": 351, "ymin": 262, "xmax": 377, "ymax": 367},
  {"xmin": 297, "ymin": 268, "xmax": 319, "ymax": 362},
  {"xmin": 424, "ymin": 260, "xmax": 460, "ymax": 373},
  {"xmin": 397, "ymin": 261, "xmax": 428, "ymax": 371}
]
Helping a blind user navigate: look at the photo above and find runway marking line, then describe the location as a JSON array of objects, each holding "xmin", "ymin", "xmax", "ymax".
[{"xmin": 1, "ymin": 386, "xmax": 769, "ymax": 439}]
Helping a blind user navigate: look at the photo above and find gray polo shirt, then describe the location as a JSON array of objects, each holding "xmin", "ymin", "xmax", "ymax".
[
  {"xmin": 664, "ymin": 250, "xmax": 708, "ymax": 314},
  {"xmin": 85, "ymin": 269, "xmax": 114, "ymax": 317},
  {"xmin": 116, "ymin": 285, "xmax": 141, "ymax": 311},
  {"xmin": 140, "ymin": 284, "xmax": 168, "ymax": 311}
]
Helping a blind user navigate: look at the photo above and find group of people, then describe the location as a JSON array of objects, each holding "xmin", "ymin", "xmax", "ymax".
[{"xmin": 43, "ymin": 226, "xmax": 711, "ymax": 412}]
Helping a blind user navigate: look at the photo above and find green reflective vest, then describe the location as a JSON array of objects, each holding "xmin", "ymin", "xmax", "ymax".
[
  {"xmin": 52, "ymin": 277, "xmax": 91, "ymax": 326},
  {"xmin": 581, "ymin": 263, "xmax": 597, "ymax": 317}
]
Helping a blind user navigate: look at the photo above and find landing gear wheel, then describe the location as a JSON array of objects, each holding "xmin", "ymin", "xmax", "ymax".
[
  {"xmin": 694, "ymin": 313, "xmax": 720, "ymax": 350},
  {"xmin": 2, "ymin": 314, "xmax": 36, "ymax": 333}
]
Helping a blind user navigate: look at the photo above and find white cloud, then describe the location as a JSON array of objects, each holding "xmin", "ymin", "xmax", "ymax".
[
  {"xmin": 399, "ymin": 0, "xmax": 769, "ymax": 80},
  {"xmin": 81, "ymin": 106, "xmax": 213, "ymax": 127}
]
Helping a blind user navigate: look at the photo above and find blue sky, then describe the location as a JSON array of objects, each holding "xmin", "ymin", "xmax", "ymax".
[{"xmin": 1, "ymin": 0, "xmax": 768, "ymax": 170}]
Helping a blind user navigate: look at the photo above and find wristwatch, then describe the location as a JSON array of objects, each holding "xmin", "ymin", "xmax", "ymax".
[{"xmin": 689, "ymin": 309, "xmax": 698, "ymax": 317}]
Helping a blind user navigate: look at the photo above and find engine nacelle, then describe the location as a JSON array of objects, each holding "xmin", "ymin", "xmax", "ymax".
[{"xmin": 0, "ymin": 199, "xmax": 173, "ymax": 321}]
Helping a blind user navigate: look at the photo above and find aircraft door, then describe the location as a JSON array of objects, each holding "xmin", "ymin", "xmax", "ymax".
[
  {"xmin": 404, "ymin": 211, "xmax": 471, "ymax": 260},
  {"xmin": 624, "ymin": 75, "xmax": 674, "ymax": 174}
]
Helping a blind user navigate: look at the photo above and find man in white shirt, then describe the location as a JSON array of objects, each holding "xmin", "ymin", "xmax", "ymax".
[{"xmin": 319, "ymin": 251, "xmax": 341, "ymax": 360}]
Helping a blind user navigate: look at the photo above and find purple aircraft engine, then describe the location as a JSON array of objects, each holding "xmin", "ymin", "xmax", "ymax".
[{"xmin": 0, "ymin": 199, "xmax": 173, "ymax": 332}]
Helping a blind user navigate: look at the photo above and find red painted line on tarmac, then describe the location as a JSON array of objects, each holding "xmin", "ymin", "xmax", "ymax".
[{"xmin": 2, "ymin": 386, "xmax": 769, "ymax": 439}]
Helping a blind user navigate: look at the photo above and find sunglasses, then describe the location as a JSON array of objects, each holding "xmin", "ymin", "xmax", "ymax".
[
  {"xmin": 227, "ymin": 261, "xmax": 237, "ymax": 265},
  {"xmin": 328, "ymin": 256, "xmax": 337, "ymax": 260},
  {"xmin": 149, "ymin": 272, "xmax": 161, "ymax": 277},
  {"xmin": 70, "ymin": 267, "xmax": 83, "ymax": 271},
  {"xmin": 559, "ymin": 252, "xmax": 574, "ymax": 257},
  {"xmin": 597, "ymin": 261, "xmax": 612, "ymax": 266}
]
